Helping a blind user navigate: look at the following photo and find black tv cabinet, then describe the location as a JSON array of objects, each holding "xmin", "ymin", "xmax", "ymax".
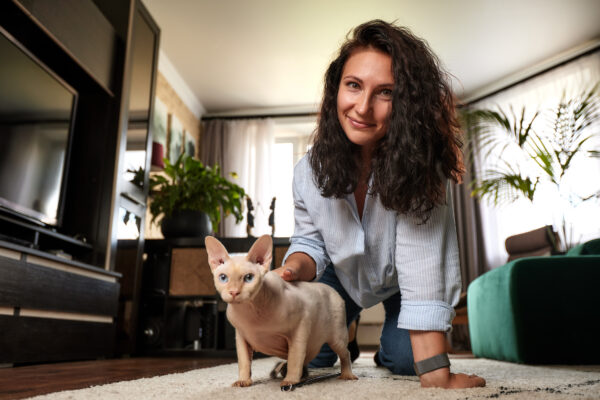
[{"xmin": 0, "ymin": 0, "xmax": 160, "ymax": 364}]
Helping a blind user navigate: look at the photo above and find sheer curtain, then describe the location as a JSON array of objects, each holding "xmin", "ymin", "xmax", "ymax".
[
  {"xmin": 201, "ymin": 118, "xmax": 275, "ymax": 237},
  {"xmin": 468, "ymin": 51, "xmax": 600, "ymax": 269}
]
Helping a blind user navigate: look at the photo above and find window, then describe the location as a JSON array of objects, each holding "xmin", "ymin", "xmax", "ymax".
[
  {"xmin": 471, "ymin": 51, "xmax": 600, "ymax": 267},
  {"xmin": 271, "ymin": 117, "xmax": 315, "ymax": 237}
]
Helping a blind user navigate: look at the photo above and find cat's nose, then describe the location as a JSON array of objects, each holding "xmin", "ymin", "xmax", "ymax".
[{"xmin": 229, "ymin": 290, "xmax": 240, "ymax": 298}]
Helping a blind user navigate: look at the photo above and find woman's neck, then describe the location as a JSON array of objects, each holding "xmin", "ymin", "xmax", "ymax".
[
  {"xmin": 354, "ymin": 181, "xmax": 368, "ymax": 221},
  {"xmin": 354, "ymin": 149, "xmax": 372, "ymax": 221}
]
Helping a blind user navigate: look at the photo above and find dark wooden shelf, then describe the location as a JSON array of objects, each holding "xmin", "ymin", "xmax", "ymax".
[
  {"xmin": 0, "ymin": 213, "xmax": 93, "ymax": 250},
  {"xmin": 0, "ymin": 213, "xmax": 99, "ymax": 266},
  {"xmin": 10, "ymin": 0, "xmax": 118, "ymax": 96},
  {"xmin": 0, "ymin": 239, "xmax": 120, "ymax": 280}
]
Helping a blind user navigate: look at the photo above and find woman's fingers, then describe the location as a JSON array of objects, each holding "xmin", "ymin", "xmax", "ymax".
[{"xmin": 272, "ymin": 266, "xmax": 298, "ymax": 281}]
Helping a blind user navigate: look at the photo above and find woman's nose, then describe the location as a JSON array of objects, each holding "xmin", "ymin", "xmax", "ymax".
[{"xmin": 355, "ymin": 92, "xmax": 371, "ymax": 114}]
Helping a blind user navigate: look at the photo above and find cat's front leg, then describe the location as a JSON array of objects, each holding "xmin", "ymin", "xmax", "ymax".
[
  {"xmin": 281, "ymin": 328, "xmax": 310, "ymax": 387},
  {"xmin": 233, "ymin": 330, "xmax": 253, "ymax": 387}
]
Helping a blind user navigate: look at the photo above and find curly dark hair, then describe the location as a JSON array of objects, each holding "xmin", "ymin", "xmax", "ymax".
[{"xmin": 310, "ymin": 19, "xmax": 464, "ymax": 222}]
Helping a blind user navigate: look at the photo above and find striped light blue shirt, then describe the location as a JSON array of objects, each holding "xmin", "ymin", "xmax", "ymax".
[{"xmin": 283, "ymin": 155, "xmax": 461, "ymax": 332}]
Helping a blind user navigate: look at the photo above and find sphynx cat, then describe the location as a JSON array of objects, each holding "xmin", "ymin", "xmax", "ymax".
[{"xmin": 205, "ymin": 234, "xmax": 358, "ymax": 388}]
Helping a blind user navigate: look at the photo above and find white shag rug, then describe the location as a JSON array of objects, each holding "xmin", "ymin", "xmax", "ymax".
[{"xmin": 26, "ymin": 356, "xmax": 600, "ymax": 400}]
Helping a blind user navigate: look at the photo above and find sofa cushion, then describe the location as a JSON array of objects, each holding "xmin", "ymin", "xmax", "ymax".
[
  {"xmin": 467, "ymin": 255, "xmax": 600, "ymax": 364},
  {"xmin": 566, "ymin": 238, "xmax": 600, "ymax": 256}
]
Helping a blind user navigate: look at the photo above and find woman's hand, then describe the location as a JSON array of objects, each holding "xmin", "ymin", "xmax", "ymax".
[
  {"xmin": 272, "ymin": 252, "xmax": 316, "ymax": 282},
  {"xmin": 272, "ymin": 265, "xmax": 300, "ymax": 281}
]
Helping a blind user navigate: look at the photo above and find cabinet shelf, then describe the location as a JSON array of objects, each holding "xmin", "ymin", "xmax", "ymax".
[
  {"xmin": 0, "ymin": 239, "xmax": 119, "ymax": 279},
  {"xmin": 0, "ymin": 213, "xmax": 92, "ymax": 249},
  {"xmin": 120, "ymin": 186, "xmax": 147, "ymax": 212},
  {"xmin": 0, "ymin": 0, "xmax": 117, "ymax": 98},
  {"xmin": 0, "ymin": 212, "xmax": 97, "ymax": 266}
]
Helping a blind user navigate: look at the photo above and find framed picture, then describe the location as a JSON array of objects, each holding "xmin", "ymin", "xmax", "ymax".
[
  {"xmin": 168, "ymin": 114, "xmax": 183, "ymax": 163},
  {"xmin": 151, "ymin": 98, "xmax": 167, "ymax": 149},
  {"xmin": 184, "ymin": 131, "xmax": 196, "ymax": 158}
]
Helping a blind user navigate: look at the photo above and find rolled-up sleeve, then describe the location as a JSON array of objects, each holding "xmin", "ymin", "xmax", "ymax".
[
  {"xmin": 395, "ymin": 185, "xmax": 462, "ymax": 332},
  {"xmin": 282, "ymin": 163, "xmax": 331, "ymax": 281}
]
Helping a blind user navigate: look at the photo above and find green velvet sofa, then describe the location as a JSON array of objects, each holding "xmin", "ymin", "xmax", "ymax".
[{"xmin": 467, "ymin": 238, "xmax": 600, "ymax": 364}]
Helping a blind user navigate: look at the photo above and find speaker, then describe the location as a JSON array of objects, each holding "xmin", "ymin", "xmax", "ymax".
[{"xmin": 142, "ymin": 317, "xmax": 163, "ymax": 348}]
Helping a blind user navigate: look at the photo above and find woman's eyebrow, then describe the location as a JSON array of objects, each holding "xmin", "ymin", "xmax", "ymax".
[
  {"xmin": 341, "ymin": 75, "xmax": 363, "ymax": 83},
  {"xmin": 342, "ymin": 75, "xmax": 394, "ymax": 87}
]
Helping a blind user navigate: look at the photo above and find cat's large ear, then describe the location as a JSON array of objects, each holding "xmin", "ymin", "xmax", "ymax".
[
  {"xmin": 205, "ymin": 236, "xmax": 230, "ymax": 271},
  {"xmin": 246, "ymin": 234, "xmax": 272, "ymax": 273}
]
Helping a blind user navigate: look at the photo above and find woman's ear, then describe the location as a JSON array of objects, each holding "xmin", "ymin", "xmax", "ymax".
[
  {"xmin": 246, "ymin": 234, "xmax": 273, "ymax": 273},
  {"xmin": 205, "ymin": 236, "xmax": 230, "ymax": 271}
]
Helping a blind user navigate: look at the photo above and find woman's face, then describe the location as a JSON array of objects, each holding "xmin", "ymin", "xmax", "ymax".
[{"xmin": 337, "ymin": 47, "xmax": 394, "ymax": 152}]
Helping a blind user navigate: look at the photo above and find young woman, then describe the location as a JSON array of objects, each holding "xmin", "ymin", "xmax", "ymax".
[{"xmin": 274, "ymin": 20, "xmax": 485, "ymax": 389}]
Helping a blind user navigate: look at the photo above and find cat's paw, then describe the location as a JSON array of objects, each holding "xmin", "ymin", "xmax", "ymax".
[
  {"xmin": 232, "ymin": 379, "xmax": 252, "ymax": 387},
  {"xmin": 280, "ymin": 379, "xmax": 300, "ymax": 387},
  {"xmin": 339, "ymin": 372, "xmax": 358, "ymax": 381}
]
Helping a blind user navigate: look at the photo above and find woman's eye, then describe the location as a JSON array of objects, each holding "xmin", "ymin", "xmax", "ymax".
[
  {"xmin": 346, "ymin": 81, "xmax": 359, "ymax": 89},
  {"xmin": 379, "ymin": 88, "xmax": 393, "ymax": 97},
  {"xmin": 244, "ymin": 273, "xmax": 254, "ymax": 283},
  {"xmin": 219, "ymin": 274, "xmax": 228, "ymax": 283}
]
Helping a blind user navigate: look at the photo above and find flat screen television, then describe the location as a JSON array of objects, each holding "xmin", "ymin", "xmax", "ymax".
[{"xmin": 0, "ymin": 28, "xmax": 77, "ymax": 227}]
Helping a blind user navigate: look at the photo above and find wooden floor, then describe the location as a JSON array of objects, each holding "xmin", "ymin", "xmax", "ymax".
[{"xmin": 0, "ymin": 356, "xmax": 236, "ymax": 400}]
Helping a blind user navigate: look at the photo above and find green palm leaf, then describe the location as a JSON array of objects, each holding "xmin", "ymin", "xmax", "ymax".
[
  {"xmin": 463, "ymin": 81, "xmax": 600, "ymax": 210},
  {"xmin": 526, "ymin": 132, "xmax": 557, "ymax": 184},
  {"xmin": 462, "ymin": 105, "xmax": 539, "ymax": 163},
  {"xmin": 471, "ymin": 161, "xmax": 538, "ymax": 206}
]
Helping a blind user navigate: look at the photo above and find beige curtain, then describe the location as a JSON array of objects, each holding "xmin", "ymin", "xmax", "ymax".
[
  {"xmin": 201, "ymin": 118, "xmax": 275, "ymax": 237},
  {"xmin": 451, "ymin": 180, "xmax": 488, "ymax": 290}
]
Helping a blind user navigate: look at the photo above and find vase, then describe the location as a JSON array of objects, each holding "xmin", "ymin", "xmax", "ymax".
[{"xmin": 161, "ymin": 210, "xmax": 212, "ymax": 239}]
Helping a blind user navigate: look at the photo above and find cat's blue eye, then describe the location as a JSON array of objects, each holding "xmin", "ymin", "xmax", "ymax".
[
  {"xmin": 219, "ymin": 274, "xmax": 228, "ymax": 283},
  {"xmin": 244, "ymin": 273, "xmax": 254, "ymax": 283}
]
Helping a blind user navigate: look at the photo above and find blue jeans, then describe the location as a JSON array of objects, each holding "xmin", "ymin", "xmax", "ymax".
[{"xmin": 308, "ymin": 264, "xmax": 415, "ymax": 375}]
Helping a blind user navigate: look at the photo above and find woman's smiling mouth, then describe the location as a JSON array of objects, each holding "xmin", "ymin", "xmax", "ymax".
[{"xmin": 347, "ymin": 115, "xmax": 375, "ymax": 128}]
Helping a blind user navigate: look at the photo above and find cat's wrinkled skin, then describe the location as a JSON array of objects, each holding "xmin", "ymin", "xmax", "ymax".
[{"xmin": 205, "ymin": 235, "xmax": 358, "ymax": 388}]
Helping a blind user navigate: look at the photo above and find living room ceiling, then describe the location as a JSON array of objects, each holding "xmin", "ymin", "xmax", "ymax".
[{"xmin": 142, "ymin": 0, "xmax": 600, "ymax": 115}]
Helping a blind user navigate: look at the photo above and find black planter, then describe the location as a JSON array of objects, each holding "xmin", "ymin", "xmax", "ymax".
[{"xmin": 161, "ymin": 210, "xmax": 212, "ymax": 239}]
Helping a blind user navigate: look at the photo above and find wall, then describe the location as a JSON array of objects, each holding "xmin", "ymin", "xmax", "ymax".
[
  {"xmin": 357, "ymin": 303, "xmax": 384, "ymax": 346},
  {"xmin": 155, "ymin": 71, "xmax": 201, "ymax": 144},
  {"xmin": 145, "ymin": 71, "xmax": 202, "ymax": 239}
]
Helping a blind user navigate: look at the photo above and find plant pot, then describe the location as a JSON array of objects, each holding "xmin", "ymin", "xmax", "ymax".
[{"xmin": 161, "ymin": 210, "xmax": 212, "ymax": 239}]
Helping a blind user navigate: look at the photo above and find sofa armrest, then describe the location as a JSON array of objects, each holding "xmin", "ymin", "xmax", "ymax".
[{"xmin": 467, "ymin": 255, "xmax": 600, "ymax": 364}]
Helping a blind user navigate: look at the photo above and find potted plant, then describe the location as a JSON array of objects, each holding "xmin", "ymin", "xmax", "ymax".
[
  {"xmin": 462, "ymin": 82, "xmax": 600, "ymax": 250},
  {"xmin": 148, "ymin": 154, "xmax": 245, "ymax": 238},
  {"xmin": 127, "ymin": 166, "xmax": 145, "ymax": 188}
]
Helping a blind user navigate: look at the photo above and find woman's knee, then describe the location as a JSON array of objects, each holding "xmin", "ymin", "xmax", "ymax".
[
  {"xmin": 378, "ymin": 350, "xmax": 415, "ymax": 375},
  {"xmin": 308, "ymin": 353, "xmax": 337, "ymax": 368},
  {"xmin": 379, "ymin": 324, "xmax": 416, "ymax": 375},
  {"xmin": 308, "ymin": 344, "xmax": 338, "ymax": 368}
]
